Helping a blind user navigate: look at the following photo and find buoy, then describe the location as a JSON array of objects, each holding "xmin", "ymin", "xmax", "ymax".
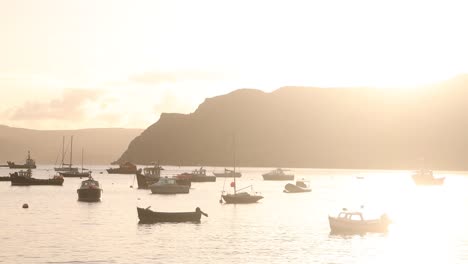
[
  {"xmin": 130, "ymin": 185, "xmax": 133, "ymax": 188},
  {"xmin": 22, "ymin": 203, "xmax": 29, "ymax": 209}
]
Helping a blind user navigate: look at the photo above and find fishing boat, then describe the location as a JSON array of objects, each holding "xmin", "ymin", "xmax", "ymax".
[
  {"xmin": 177, "ymin": 167, "xmax": 216, "ymax": 182},
  {"xmin": 77, "ymin": 174, "xmax": 102, "ymax": 202},
  {"xmin": 10, "ymin": 169, "xmax": 64, "ymax": 186},
  {"xmin": 262, "ymin": 168, "xmax": 294, "ymax": 181},
  {"xmin": 412, "ymin": 169, "xmax": 445, "ymax": 185},
  {"xmin": 149, "ymin": 177, "xmax": 190, "ymax": 194},
  {"xmin": 0, "ymin": 176, "xmax": 11, "ymax": 181},
  {"xmin": 54, "ymin": 136, "xmax": 79, "ymax": 173},
  {"xmin": 214, "ymin": 168, "xmax": 242, "ymax": 178},
  {"xmin": 106, "ymin": 161, "xmax": 138, "ymax": 174},
  {"xmin": 328, "ymin": 209, "xmax": 391, "ymax": 234},
  {"xmin": 220, "ymin": 136, "xmax": 263, "ymax": 204},
  {"xmin": 136, "ymin": 164, "xmax": 164, "ymax": 189},
  {"xmin": 284, "ymin": 179, "xmax": 311, "ymax": 193},
  {"xmin": 59, "ymin": 148, "xmax": 90, "ymax": 178},
  {"xmin": 7, "ymin": 150, "xmax": 36, "ymax": 169},
  {"xmin": 137, "ymin": 207, "xmax": 208, "ymax": 223}
]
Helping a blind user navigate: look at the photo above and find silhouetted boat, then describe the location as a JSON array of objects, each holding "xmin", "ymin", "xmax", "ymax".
[
  {"xmin": 177, "ymin": 167, "xmax": 216, "ymax": 182},
  {"xmin": 220, "ymin": 136, "xmax": 263, "ymax": 204},
  {"xmin": 54, "ymin": 136, "xmax": 79, "ymax": 173},
  {"xmin": 284, "ymin": 179, "xmax": 311, "ymax": 193},
  {"xmin": 59, "ymin": 148, "xmax": 90, "ymax": 178},
  {"xmin": 262, "ymin": 168, "xmax": 294, "ymax": 181},
  {"xmin": 10, "ymin": 169, "xmax": 64, "ymax": 186},
  {"xmin": 214, "ymin": 168, "xmax": 241, "ymax": 178},
  {"xmin": 77, "ymin": 174, "xmax": 102, "ymax": 202},
  {"xmin": 0, "ymin": 176, "xmax": 11, "ymax": 181},
  {"xmin": 137, "ymin": 207, "xmax": 208, "ymax": 223},
  {"xmin": 7, "ymin": 150, "xmax": 36, "ymax": 169},
  {"xmin": 106, "ymin": 161, "xmax": 137, "ymax": 174},
  {"xmin": 328, "ymin": 209, "xmax": 391, "ymax": 234},
  {"xmin": 136, "ymin": 164, "xmax": 164, "ymax": 189},
  {"xmin": 412, "ymin": 169, "xmax": 445, "ymax": 185},
  {"xmin": 150, "ymin": 177, "xmax": 190, "ymax": 194}
]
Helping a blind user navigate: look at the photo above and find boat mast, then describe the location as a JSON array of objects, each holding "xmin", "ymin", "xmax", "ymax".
[
  {"xmin": 61, "ymin": 136, "xmax": 65, "ymax": 166},
  {"xmin": 233, "ymin": 135, "xmax": 237, "ymax": 194},
  {"xmin": 81, "ymin": 148, "xmax": 84, "ymax": 173},
  {"xmin": 69, "ymin": 136, "xmax": 73, "ymax": 169}
]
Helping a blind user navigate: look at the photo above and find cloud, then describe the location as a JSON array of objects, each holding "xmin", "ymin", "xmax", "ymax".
[
  {"xmin": 8, "ymin": 88, "xmax": 102, "ymax": 121},
  {"xmin": 130, "ymin": 70, "xmax": 225, "ymax": 84}
]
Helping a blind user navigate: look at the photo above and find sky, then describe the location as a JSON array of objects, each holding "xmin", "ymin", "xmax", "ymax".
[{"xmin": 2, "ymin": 0, "xmax": 468, "ymax": 130}]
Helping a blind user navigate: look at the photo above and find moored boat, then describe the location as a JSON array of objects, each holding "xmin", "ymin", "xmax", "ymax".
[
  {"xmin": 106, "ymin": 161, "xmax": 137, "ymax": 174},
  {"xmin": 10, "ymin": 169, "xmax": 64, "ymax": 186},
  {"xmin": 328, "ymin": 209, "xmax": 391, "ymax": 234},
  {"xmin": 77, "ymin": 175, "xmax": 102, "ymax": 202},
  {"xmin": 150, "ymin": 177, "xmax": 190, "ymax": 194},
  {"xmin": 284, "ymin": 179, "xmax": 311, "ymax": 193},
  {"xmin": 54, "ymin": 136, "xmax": 79, "ymax": 173},
  {"xmin": 136, "ymin": 164, "xmax": 164, "ymax": 189},
  {"xmin": 7, "ymin": 150, "xmax": 36, "ymax": 169},
  {"xmin": 412, "ymin": 169, "xmax": 445, "ymax": 185},
  {"xmin": 214, "ymin": 168, "xmax": 241, "ymax": 178},
  {"xmin": 137, "ymin": 207, "xmax": 208, "ymax": 223},
  {"xmin": 59, "ymin": 148, "xmax": 90, "ymax": 178},
  {"xmin": 177, "ymin": 167, "xmax": 216, "ymax": 182},
  {"xmin": 262, "ymin": 168, "xmax": 294, "ymax": 181}
]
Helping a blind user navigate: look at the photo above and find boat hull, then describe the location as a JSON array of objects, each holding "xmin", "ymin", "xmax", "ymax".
[
  {"xmin": 150, "ymin": 184, "xmax": 190, "ymax": 194},
  {"xmin": 222, "ymin": 193, "xmax": 263, "ymax": 204},
  {"xmin": 77, "ymin": 188, "xmax": 102, "ymax": 202},
  {"xmin": 190, "ymin": 175, "xmax": 216, "ymax": 182},
  {"xmin": 106, "ymin": 168, "xmax": 137, "ymax": 174},
  {"xmin": 328, "ymin": 216, "xmax": 389, "ymax": 234},
  {"xmin": 59, "ymin": 172, "xmax": 91, "ymax": 178},
  {"xmin": 7, "ymin": 162, "xmax": 36, "ymax": 169},
  {"xmin": 263, "ymin": 174, "xmax": 294, "ymax": 181},
  {"xmin": 10, "ymin": 173, "xmax": 63, "ymax": 186},
  {"xmin": 412, "ymin": 176, "xmax": 445, "ymax": 186},
  {"xmin": 0, "ymin": 176, "xmax": 10, "ymax": 181},
  {"xmin": 213, "ymin": 172, "xmax": 242, "ymax": 178},
  {"xmin": 283, "ymin": 183, "xmax": 311, "ymax": 193},
  {"xmin": 137, "ymin": 207, "xmax": 204, "ymax": 223}
]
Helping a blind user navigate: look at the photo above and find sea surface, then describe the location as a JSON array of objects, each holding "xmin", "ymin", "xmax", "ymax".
[{"xmin": 1, "ymin": 166, "xmax": 468, "ymax": 264}]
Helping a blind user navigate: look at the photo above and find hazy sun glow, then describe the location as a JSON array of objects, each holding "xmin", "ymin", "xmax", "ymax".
[{"xmin": 2, "ymin": 0, "xmax": 468, "ymax": 129}]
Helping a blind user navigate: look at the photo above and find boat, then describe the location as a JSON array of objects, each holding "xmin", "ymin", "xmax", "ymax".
[
  {"xmin": 106, "ymin": 161, "xmax": 138, "ymax": 174},
  {"xmin": 7, "ymin": 150, "xmax": 36, "ymax": 169},
  {"xmin": 262, "ymin": 168, "xmax": 294, "ymax": 181},
  {"xmin": 284, "ymin": 179, "xmax": 311, "ymax": 193},
  {"xmin": 412, "ymin": 169, "xmax": 445, "ymax": 185},
  {"xmin": 77, "ymin": 174, "xmax": 102, "ymax": 202},
  {"xmin": 59, "ymin": 148, "xmax": 90, "ymax": 178},
  {"xmin": 0, "ymin": 176, "xmax": 11, "ymax": 181},
  {"xmin": 136, "ymin": 164, "xmax": 190, "ymax": 188},
  {"xmin": 214, "ymin": 168, "xmax": 242, "ymax": 178},
  {"xmin": 220, "ymin": 136, "xmax": 263, "ymax": 204},
  {"xmin": 149, "ymin": 177, "xmax": 190, "ymax": 194},
  {"xmin": 54, "ymin": 136, "xmax": 79, "ymax": 173},
  {"xmin": 137, "ymin": 206, "xmax": 208, "ymax": 223},
  {"xmin": 177, "ymin": 167, "xmax": 216, "ymax": 182},
  {"xmin": 328, "ymin": 209, "xmax": 391, "ymax": 234},
  {"xmin": 10, "ymin": 169, "xmax": 64, "ymax": 186}
]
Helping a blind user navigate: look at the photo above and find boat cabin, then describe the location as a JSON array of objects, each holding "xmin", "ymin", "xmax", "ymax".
[
  {"xmin": 80, "ymin": 178, "xmax": 100, "ymax": 189},
  {"xmin": 17, "ymin": 169, "xmax": 32, "ymax": 178},
  {"xmin": 192, "ymin": 167, "xmax": 206, "ymax": 176},
  {"xmin": 337, "ymin": 211, "xmax": 364, "ymax": 221},
  {"xmin": 143, "ymin": 165, "xmax": 163, "ymax": 177},
  {"xmin": 157, "ymin": 177, "xmax": 177, "ymax": 185}
]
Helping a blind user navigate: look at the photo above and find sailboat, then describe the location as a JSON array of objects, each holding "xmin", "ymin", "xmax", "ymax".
[
  {"xmin": 60, "ymin": 147, "xmax": 90, "ymax": 178},
  {"xmin": 220, "ymin": 136, "xmax": 263, "ymax": 204},
  {"xmin": 54, "ymin": 136, "xmax": 79, "ymax": 173}
]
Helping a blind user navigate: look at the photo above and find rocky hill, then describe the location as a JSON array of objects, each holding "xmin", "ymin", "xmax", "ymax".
[{"xmin": 116, "ymin": 75, "xmax": 468, "ymax": 170}]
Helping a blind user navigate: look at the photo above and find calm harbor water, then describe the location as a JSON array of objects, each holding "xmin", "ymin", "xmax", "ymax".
[{"xmin": 1, "ymin": 166, "xmax": 468, "ymax": 264}]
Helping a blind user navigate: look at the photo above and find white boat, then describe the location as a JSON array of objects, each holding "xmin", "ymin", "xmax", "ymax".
[
  {"xmin": 262, "ymin": 168, "xmax": 294, "ymax": 181},
  {"xmin": 150, "ymin": 177, "xmax": 190, "ymax": 194},
  {"xmin": 412, "ymin": 169, "xmax": 444, "ymax": 185},
  {"xmin": 328, "ymin": 209, "xmax": 391, "ymax": 234}
]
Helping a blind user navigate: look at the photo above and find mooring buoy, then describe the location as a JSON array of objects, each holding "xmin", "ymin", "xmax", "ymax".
[{"xmin": 22, "ymin": 203, "xmax": 29, "ymax": 209}]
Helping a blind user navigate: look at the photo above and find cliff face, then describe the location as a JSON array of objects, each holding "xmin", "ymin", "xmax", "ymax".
[
  {"xmin": 117, "ymin": 76, "xmax": 468, "ymax": 170},
  {"xmin": 0, "ymin": 126, "xmax": 143, "ymax": 165}
]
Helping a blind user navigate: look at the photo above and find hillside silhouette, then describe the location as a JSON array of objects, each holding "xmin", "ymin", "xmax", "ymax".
[
  {"xmin": 0, "ymin": 126, "xmax": 142, "ymax": 165},
  {"xmin": 116, "ymin": 75, "xmax": 468, "ymax": 170}
]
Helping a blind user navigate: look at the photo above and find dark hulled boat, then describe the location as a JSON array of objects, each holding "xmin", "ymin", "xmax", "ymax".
[
  {"xmin": 77, "ymin": 175, "xmax": 102, "ymax": 202},
  {"xmin": 106, "ymin": 162, "xmax": 138, "ymax": 174},
  {"xmin": 284, "ymin": 179, "xmax": 311, "ymax": 193},
  {"xmin": 7, "ymin": 151, "xmax": 36, "ymax": 169},
  {"xmin": 60, "ymin": 171, "xmax": 91, "ymax": 178},
  {"xmin": 222, "ymin": 192, "xmax": 264, "ymax": 204},
  {"xmin": 10, "ymin": 169, "xmax": 64, "ymax": 186},
  {"xmin": 137, "ymin": 207, "xmax": 208, "ymax": 223},
  {"xmin": 0, "ymin": 176, "xmax": 10, "ymax": 181},
  {"xmin": 262, "ymin": 168, "xmax": 294, "ymax": 181},
  {"xmin": 178, "ymin": 167, "xmax": 216, "ymax": 182},
  {"xmin": 136, "ymin": 164, "xmax": 164, "ymax": 189}
]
